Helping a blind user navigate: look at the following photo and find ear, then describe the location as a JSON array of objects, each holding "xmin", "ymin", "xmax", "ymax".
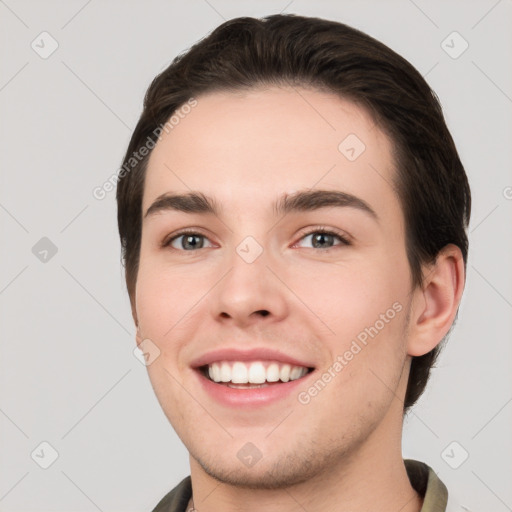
[{"xmin": 407, "ymin": 244, "xmax": 466, "ymax": 357}]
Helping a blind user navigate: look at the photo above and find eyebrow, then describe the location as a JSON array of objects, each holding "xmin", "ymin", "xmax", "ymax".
[{"xmin": 144, "ymin": 189, "xmax": 378, "ymax": 222}]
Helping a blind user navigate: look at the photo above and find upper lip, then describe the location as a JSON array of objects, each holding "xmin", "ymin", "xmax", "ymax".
[{"xmin": 190, "ymin": 347, "xmax": 315, "ymax": 369}]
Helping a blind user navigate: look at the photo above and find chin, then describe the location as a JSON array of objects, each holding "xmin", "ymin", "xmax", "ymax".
[{"xmin": 192, "ymin": 444, "xmax": 341, "ymax": 490}]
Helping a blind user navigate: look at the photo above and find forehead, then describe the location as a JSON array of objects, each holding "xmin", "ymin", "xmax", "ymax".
[{"xmin": 143, "ymin": 86, "xmax": 398, "ymax": 219}]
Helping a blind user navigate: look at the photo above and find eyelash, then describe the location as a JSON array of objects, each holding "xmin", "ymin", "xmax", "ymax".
[{"xmin": 161, "ymin": 226, "xmax": 351, "ymax": 251}]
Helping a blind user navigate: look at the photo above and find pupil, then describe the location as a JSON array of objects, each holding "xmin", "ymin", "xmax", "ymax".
[{"xmin": 313, "ymin": 233, "xmax": 333, "ymax": 248}]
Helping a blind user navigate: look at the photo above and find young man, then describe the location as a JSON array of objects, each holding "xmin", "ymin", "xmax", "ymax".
[{"xmin": 116, "ymin": 14, "xmax": 471, "ymax": 512}]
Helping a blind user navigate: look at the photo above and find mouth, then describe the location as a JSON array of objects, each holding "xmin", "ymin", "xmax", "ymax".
[
  {"xmin": 190, "ymin": 347, "xmax": 316, "ymax": 407},
  {"xmin": 198, "ymin": 360, "xmax": 315, "ymax": 389}
]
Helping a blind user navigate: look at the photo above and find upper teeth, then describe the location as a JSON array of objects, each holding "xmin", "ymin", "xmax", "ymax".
[{"xmin": 207, "ymin": 361, "xmax": 309, "ymax": 384}]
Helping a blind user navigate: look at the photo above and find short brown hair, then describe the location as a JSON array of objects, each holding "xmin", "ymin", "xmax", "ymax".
[{"xmin": 116, "ymin": 14, "xmax": 471, "ymax": 411}]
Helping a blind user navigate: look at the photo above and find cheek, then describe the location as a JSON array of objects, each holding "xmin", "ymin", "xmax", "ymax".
[
  {"xmin": 135, "ymin": 261, "xmax": 201, "ymax": 421},
  {"xmin": 289, "ymin": 252, "xmax": 409, "ymax": 339},
  {"xmin": 135, "ymin": 255, "xmax": 215, "ymax": 378},
  {"xmin": 135, "ymin": 268, "xmax": 169, "ymax": 336},
  {"xmin": 135, "ymin": 254, "xmax": 200, "ymax": 334},
  {"xmin": 288, "ymin": 249, "xmax": 411, "ymax": 403}
]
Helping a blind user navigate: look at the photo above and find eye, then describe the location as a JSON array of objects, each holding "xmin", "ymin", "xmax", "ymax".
[
  {"xmin": 162, "ymin": 230, "xmax": 214, "ymax": 251},
  {"xmin": 295, "ymin": 228, "xmax": 351, "ymax": 250},
  {"xmin": 162, "ymin": 227, "xmax": 351, "ymax": 252}
]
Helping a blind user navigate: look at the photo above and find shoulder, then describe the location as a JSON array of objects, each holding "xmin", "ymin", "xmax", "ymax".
[{"xmin": 150, "ymin": 476, "xmax": 192, "ymax": 512}]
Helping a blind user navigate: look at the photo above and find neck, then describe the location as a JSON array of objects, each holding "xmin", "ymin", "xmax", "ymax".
[{"xmin": 187, "ymin": 401, "xmax": 423, "ymax": 512}]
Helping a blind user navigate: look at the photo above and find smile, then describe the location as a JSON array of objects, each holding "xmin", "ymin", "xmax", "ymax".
[{"xmin": 191, "ymin": 347, "xmax": 316, "ymax": 407}]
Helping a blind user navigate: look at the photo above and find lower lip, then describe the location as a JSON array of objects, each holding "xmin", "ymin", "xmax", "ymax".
[{"xmin": 194, "ymin": 369, "xmax": 313, "ymax": 408}]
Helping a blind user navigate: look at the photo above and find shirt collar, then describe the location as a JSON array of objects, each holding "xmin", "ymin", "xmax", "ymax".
[{"xmin": 405, "ymin": 458, "xmax": 448, "ymax": 511}]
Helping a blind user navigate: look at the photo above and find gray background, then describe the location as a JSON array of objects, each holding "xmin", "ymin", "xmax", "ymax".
[{"xmin": 1, "ymin": 0, "xmax": 511, "ymax": 510}]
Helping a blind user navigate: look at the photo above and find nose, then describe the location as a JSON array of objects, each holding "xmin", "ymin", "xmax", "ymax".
[{"xmin": 210, "ymin": 243, "xmax": 289, "ymax": 329}]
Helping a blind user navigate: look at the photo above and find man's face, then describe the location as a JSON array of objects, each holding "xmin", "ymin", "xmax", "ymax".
[{"xmin": 135, "ymin": 86, "xmax": 415, "ymax": 487}]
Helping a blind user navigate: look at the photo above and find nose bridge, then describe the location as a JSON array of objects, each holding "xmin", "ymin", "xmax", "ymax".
[
  {"xmin": 227, "ymin": 232, "xmax": 272, "ymax": 297},
  {"xmin": 234, "ymin": 234, "xmax": 266, "ymax": 266},
  {"xmin": 211, "ymin": 230, "xmax": 288, "ymax": 323}
]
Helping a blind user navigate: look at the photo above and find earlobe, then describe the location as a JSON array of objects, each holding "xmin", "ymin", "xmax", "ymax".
[{"xmin": 407, "ymin": 244, "xmax": 465, "ymax": 357}]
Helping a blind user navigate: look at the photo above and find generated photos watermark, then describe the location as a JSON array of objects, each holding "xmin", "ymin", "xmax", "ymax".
[
  {"xmin": 92, "ymin": 97, "xmax": 198, "ymax": 200},
  {"xmin": 297, "ymin": 301, "xmax": 403, "ymax": 405}
]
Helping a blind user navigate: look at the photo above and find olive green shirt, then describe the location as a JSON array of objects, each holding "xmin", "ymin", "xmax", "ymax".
[{"xmin": 151, "ymin": 459, "xmax": 467, "ymax": 511}]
